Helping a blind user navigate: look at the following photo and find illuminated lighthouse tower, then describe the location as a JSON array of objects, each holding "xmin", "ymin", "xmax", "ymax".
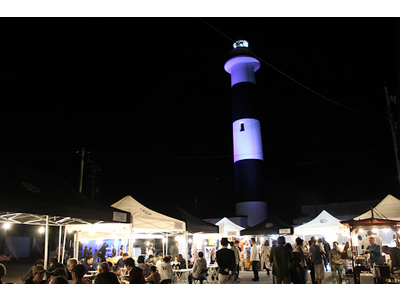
[{"xmin": 224, "ymin": 40, "xmax": 267, "ymax": 227}]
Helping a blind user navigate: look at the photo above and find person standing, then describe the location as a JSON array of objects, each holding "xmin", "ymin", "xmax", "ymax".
[
  {"xmin": 250, "ymin": 238, "xmax": 260, "ymax": 281},
  {"xmin": 229, "ymin": 241, "xmax": 240, "ymax": 282},
  {"xmin": 322, "ymin": 238, "xmax": 331, "ymax": 271},
  {"xmin": 170, "ymin": 242, "xmax": 179, "ymax": 260},
  {"xmin": 363, "ymin": 236, "xmax": 381, "ymax": 269},
  {"xmin": 310, "ymin": 237, "xmax": 324, "ymax": 284},
  {"xmin": 98, "ymin": 243, "xmax": 108, "ymax": 263},
  {"xmin": 293, "ymin": 237, "xmax": 306, "ymax": 284},
  {"xmin": 234, "ymin": 240, "xmax": 242, "ymax": 279},
  {"xmin": 216, "ymin": 238, "xmax": 236, "ymax": 284},
  {"xmin": 269, "ymin": 236, "xmax": 292, "ymax": 284},
  {"xmin": 329, "ymin": 242, "xmax": 344, "ymax": 284},
  {"xmin": 361, "ymin": 230, "xmax": 383, "ymax": 255},
  {"xmin": 260, "ymin": 240, "xmax": 271, "ymax": 278}
]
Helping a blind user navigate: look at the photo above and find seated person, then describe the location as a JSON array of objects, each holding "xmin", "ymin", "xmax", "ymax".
[
  {"xmin": 25, "ymin": 266, "xmax": 47, "ymax": 284},
  {"xmin": 113, "ymin": 253, "xmax": 129, "ymax": 273},
  {"xmin": 49, "ymin": 276, "xmax": 69, "ymax": 284},
  {"xmin": 145, "ymin": 265, "xmax": 161, "ymax": 284},
  {"xmin": 157, "ymin": 256, "xmax": 173, "ymax": 284},
  {"xmin": 66, "ymin": 258, "xmax": 78, "ymax": 280},
  {"xmin": 382, "ymin": 245, "xmax": 400, "ymax": 272},
  {"xmin": 188, "ymin": 251, "xmax": 207, "ymax": 284},
  {"xmin": 0, "ymin": 263, "xmax": 6, "ymax": 284},
  {"xmin": 137, "ymin": 255, "xmax": 151, "ymax": 278},
  {"xmin": 46, "ymin": 257, "xmax": 65, "ymax": 281},
  {"xmin": 71, "ymin": 264, "xmax": 86, "ymax": 284},
  {"xmin": 145, "ymin": 254, "xmax": 156, "ymax": 265},
  {"xmin": 23, "ymin": 259, "xmax": 44, "ymax": 282},
  {"xmin": 155, "ymin": 253, "xmax": 164, "ymax": 264},
  {"xmin": 47, "ymin": 267, "xmax": 68, "ymax": 284},
  {"xmin": 81, "ymin": 255, "xmax": 97, "ymax": 274},
  {"xmin": 124, "ymin": 257, "xmax": 145, "ymax": 284},
  {"xmin": 177, "ymin": 254, "xmax": 186, "ymax": 269},
  {"xmin": 95, "ymin": 262, "xmax": 120, "ymax": 284}
]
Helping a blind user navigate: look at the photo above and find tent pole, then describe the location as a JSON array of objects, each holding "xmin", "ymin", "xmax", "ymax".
[
  {"xmin": 166, "ymin": 233, "xmax": 169, "ymax": 256},
  {"xmin": 128, "ymin": 226, "xmax": 132, "ymax": 257},
  {"xmin": 58, "ymin": 225, "xmax": 62, "ymax": 262},
  {"xmin": 184, "ymin": 231, "xmax": 188, "ymax": 269},
  {"xmin": 44, "ymin": 215, "xmax": 49, "ymax": 269},
  {"xmin": 74, "ymin": 231, "xmax": 79, "ymax": 259},
  {"xmin": 62, "ymin": 226, "xmax": 67, "ymax": 264},
  {"xmin": 162, "ymin": 235, "xmax": 165, "ymax": 257}
]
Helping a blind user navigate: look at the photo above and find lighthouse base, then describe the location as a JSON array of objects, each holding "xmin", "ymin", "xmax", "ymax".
[{"xmin": 236, "ymin": 201, "xmax": 268, "ymax": 227}]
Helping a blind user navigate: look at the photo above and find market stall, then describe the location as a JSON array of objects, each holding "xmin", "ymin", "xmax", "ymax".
[
  {"xmin": 294, "ymin": 210, "xmax": 348, "ymax": 245},
  {"xmin": 241, "ymin": 214, "xmax": 294, "ymax": 242},
  {"xmin": 0, "ymin": 165, "xmax": 130, "ymax": 268},
  {"xmin": 111, "ymin": 196, "xmax": 188, "ymax": 262}
]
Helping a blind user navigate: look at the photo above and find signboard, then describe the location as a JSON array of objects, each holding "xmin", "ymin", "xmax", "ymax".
[
  {"xmin": 279, "ymin": 228, "xmax": 291, "ymax": 234},
  {"xmin": 113, "ymin": 211, "xmax": 128, "ymax": 222}
]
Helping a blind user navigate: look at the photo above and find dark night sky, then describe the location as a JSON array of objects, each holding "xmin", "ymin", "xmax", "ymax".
[{"xmin": 1, "ymin": 17, "xmax": 398, "ymax": 224}]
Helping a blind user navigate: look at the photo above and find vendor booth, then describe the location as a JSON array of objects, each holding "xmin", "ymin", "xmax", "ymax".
[
  {"xmin": 340, "ymin": 195, "xmax": 400, "ymax": 284},
  {"xmin": 110, "ymin": 196, "xmax": 188, "ymax": 263},
  {"xmin": 241, "ymin": 214, "xmax": 294, "ymax": 244},
  {"xmin": 0, "ymin": 165, "xmax": 130, "ymax": 268},
  {"xmin": 294, "ymin": 210, "xmax": 348, "ymax": 245}
]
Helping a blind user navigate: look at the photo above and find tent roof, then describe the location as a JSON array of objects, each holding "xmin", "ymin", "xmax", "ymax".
[
  {"xmin": 0, "ymin": 165, "xmax": 129, "ymax": 226},
  {"xmin": 354, "ymin": 194, "xmax": 400, "ymax": 221},
  {"xmin": 294, "ymin": 210, "xmax": 345, "ymax": 235},
  {"xmin": 111, "ymin": 195, "xmax": 186, "ymax": 232},
  {"xmin": 215, "ymin": 217, "xmax": 245, "ymax": 231},
  {"xmin": 176, "ymin": 206, "xmax": 219, "ymax": 234},
  {"xmin": 241, "ymin": 215, "xmax": 293, "ymax": 235}
]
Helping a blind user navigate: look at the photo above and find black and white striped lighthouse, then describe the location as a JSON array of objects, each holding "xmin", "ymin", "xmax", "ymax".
[{"xmin": 224, "ymin": 40, "xmax": 267, "ymax": 227}]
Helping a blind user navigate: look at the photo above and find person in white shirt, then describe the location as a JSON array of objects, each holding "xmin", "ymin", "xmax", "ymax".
[
  {"xmin": 157, "ymin": 256, "xmax": 173, "ymax": 284},
  {"xmin": 250, "ymin": 238, "xmax": 260, "ymax": 281}
]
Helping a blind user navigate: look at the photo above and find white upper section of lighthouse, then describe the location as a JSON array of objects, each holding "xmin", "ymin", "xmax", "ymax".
[{"xmin": 224, "ymin": 56, "xmax": 260, "ymax": 87}]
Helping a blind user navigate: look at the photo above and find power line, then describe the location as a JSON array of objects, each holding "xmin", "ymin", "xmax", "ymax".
[
  {"xmin": 199, "ymin": 17, "xmax": 380, "ymax": 114},
  {"xmin": 0, "ymin": 152, "xmax": 76, "ymax": 160}
]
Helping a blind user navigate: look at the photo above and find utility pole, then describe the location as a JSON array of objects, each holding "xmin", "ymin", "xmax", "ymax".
[
  {"xmin": 78, "ymin": 148, "xmax": 85, "ymax": 193},
  {"xmin": 87, "ymin": 156, "xmax": 100, "ymax": 199},
  {"xmin": 385, "ymin": 86, "xmax": 400, "ymax": 186}
]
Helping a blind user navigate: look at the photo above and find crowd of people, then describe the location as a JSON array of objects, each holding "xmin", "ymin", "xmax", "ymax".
[{"xmin": 1, "ymin": 233, "xmax": 399, "ymax": 285}]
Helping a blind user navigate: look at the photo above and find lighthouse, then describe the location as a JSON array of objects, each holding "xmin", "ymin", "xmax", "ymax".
[{"xmin": 224, "ymin": 40, "xmax": 267, "ymax": 227}]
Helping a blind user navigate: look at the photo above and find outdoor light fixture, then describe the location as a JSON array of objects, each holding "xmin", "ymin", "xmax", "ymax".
[
  {"xmin": 39, "ymin": 227, "xmax": 45, "ymax": 233},
  {"xmin": 233, "ymin": 40, "xmax": 249, "ymax": 49},
  {"xmin": 3, "ymin": 223, "xmax": 10, "ymax": 229}
]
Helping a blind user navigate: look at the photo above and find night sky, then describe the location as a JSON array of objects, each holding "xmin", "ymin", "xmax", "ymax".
[{"xmin": 1, "ymin": 17, "xmax": 398, "ymax": 224}]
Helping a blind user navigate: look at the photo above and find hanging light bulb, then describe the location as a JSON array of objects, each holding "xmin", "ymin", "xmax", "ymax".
[
  {"xmin": 39, "ymin": 227, "xmax": 45, "ymax": 233},
  {"xmin": 4, "ymin": 223, "xmax": 10, "ymax": 229}
]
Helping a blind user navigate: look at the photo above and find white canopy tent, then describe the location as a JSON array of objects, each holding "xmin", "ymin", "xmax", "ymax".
[
  {"xmin": 294, "ymin": 210, "xmax": 346, "ymax": 244},
  {"xmin": 215, "ymin": 217, "xmax": 245, "ymax": 237},
  {"xmin": 354, "ymin": 194, "xmax": 400, "ymax": 221},
  {"xmin": 111, "ymin": 195, "xmax": 188, "ymax": 262}
]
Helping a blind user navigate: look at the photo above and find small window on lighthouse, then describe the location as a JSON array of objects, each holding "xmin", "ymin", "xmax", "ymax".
[{"xmin": 240, "ymin": 123, "xmax": 245, "ymax": 132}]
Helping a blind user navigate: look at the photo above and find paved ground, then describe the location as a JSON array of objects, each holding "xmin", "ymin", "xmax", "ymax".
[{"xmin": 2, "ymin": 258, "xmax": 349, "ymax": 284}]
